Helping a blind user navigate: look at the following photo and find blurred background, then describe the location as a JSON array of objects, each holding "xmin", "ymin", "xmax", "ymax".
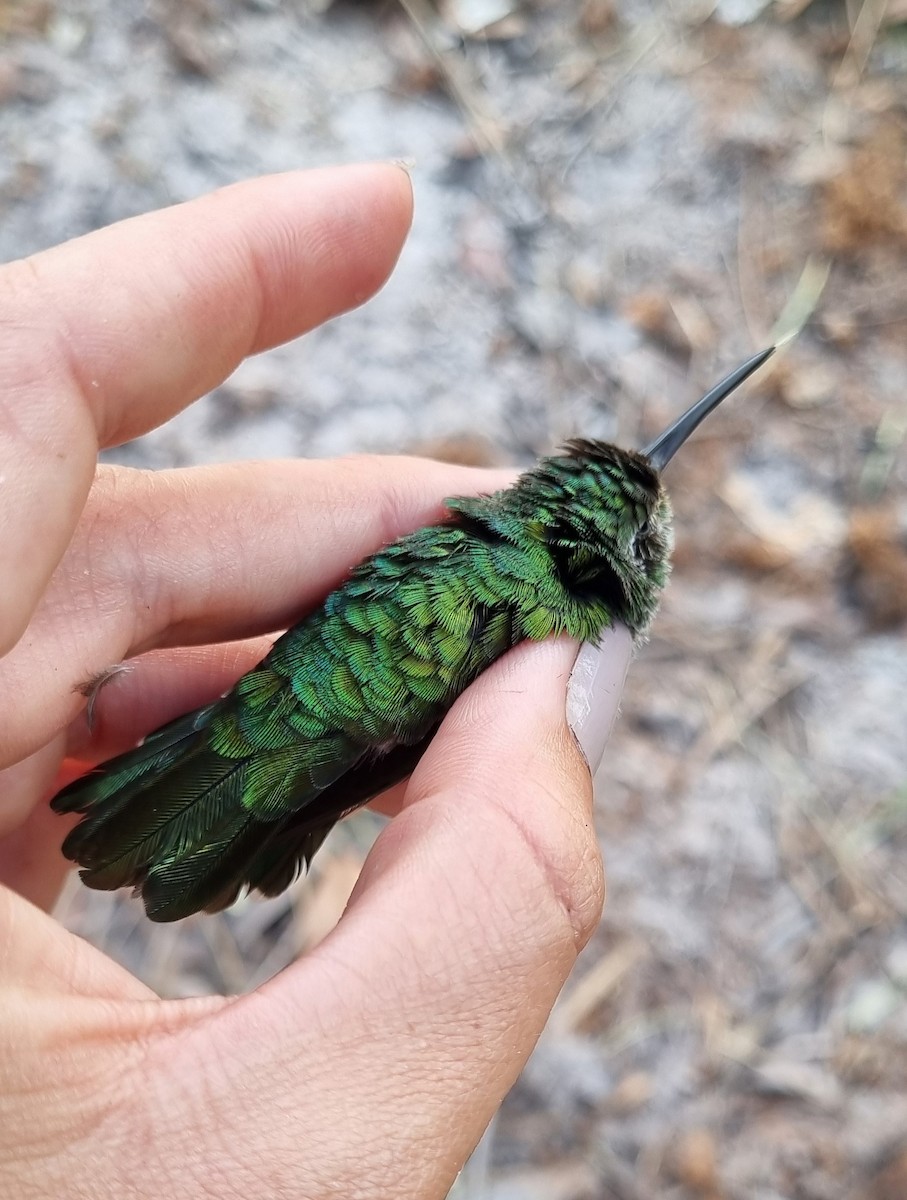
[{"xmin": 3, "ymin": 0, "xmax": 907, "ymax": 1196}]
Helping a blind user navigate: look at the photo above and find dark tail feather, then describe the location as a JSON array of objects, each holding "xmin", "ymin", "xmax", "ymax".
[
  {"xmin": 53, "ymin": 704, "xmax": 218, "ymax": 820},
  {"xmin": 52, "ymin": 708, "xmax": 438, "ymax": 921},
  {"xmin": 243, "ymin": 819, "xmax": 336, "ymax": 899},
  {"xmin": 52, "ymin": 701, "xmax": 358, "ymax": 920},
  {"xmin": 140, "ymin": 809, "xmax": 262, "ymax": 921},
  {"xmin": 241, "ymin": 734, "xmax": 437, "ymax": 901},
  {"xmin": 52, "ymin": 702, "xmax": 268, "ymax": 919}
]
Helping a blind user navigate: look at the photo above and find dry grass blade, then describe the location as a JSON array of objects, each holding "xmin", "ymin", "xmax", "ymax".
[
  {"xmin": 831, "ymin": 0, "xmax": 891, "ymax": 89},
  {"xmin": 551, "ymin": 939, "xmax": 646, "ymax": 1034},
  {"xmin": 770, "ymin": 256, "xmax": 831, "ymax": 348},
  {"xmin": 671, "ymin": 629, "xmax": 810, "ymax": 793},
  {"xmin": 396, "ymin": 0, "xmax": 508, "ymax": 157}
]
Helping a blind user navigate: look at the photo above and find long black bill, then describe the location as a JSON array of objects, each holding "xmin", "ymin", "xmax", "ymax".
[{"xmin": 643, "ymin": 345, "xmax": 775, "ymax": 471}]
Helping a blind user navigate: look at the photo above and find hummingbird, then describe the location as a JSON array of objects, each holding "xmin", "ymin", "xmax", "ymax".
[{"xmin": 52, "ymin": 346, "xmax": 774, "ymax": 921}]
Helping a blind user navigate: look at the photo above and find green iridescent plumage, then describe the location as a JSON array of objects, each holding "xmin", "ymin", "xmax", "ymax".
[
  {"xmin": 53, "ymin": 444, "xmax": 668, "ymax": 920},
  {"xmin": 52, "ymin": 349, "xmax": 773, "ymax": 921}
]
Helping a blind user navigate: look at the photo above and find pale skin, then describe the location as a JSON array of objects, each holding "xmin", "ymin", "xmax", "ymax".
[{"xmin": 0, "ymin": 164, "xmax": 607, "ymax": 1199}]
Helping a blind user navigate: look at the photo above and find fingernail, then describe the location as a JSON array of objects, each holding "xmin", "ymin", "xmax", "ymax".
[
  {"xmin": 390, "ymin": 157, "xmax": 416, "ymax": 174},
  {"xmin": 566, "ymin": 625, "xmax": 633, "ymax": 774}
]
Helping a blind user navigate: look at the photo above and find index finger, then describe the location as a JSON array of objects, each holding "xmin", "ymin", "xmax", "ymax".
[{"xmin": 0, "ymin": 163, "xmax": 413, "ymax": 655}]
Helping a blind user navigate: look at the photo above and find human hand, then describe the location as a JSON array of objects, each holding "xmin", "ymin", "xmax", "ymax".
[{"xmin": 0, "ymin": 164, "xmax": 629, "ymax": 1199}]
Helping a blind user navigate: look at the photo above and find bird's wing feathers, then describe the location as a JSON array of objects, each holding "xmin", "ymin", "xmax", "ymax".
[{"xmin": 53, "ymin": 520, "xmax": 522, "ymax": 920}]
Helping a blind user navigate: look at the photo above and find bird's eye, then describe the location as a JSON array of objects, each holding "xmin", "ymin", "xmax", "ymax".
[{"xmin": 630, "ymin": 519, "xmax": 651, "ymax": 563}]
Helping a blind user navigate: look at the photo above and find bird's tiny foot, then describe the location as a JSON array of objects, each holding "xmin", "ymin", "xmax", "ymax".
[{"xmin": 74, "ymin": 663, "xmax": 134, "ymax": 733}]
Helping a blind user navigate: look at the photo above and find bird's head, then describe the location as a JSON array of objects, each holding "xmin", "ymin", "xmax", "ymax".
[{"xmin": 546, "ymin": 346, "xmax": 776, "ymax": 636}]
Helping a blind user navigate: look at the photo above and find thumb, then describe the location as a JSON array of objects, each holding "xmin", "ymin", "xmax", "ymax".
[
  {"xmin": 177, "ymin": 633, "xmax": 630, "ymax": 1200},
  {"xmin": 396, "ymin": 632, "xmax": 626, "ymax": 951}
]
